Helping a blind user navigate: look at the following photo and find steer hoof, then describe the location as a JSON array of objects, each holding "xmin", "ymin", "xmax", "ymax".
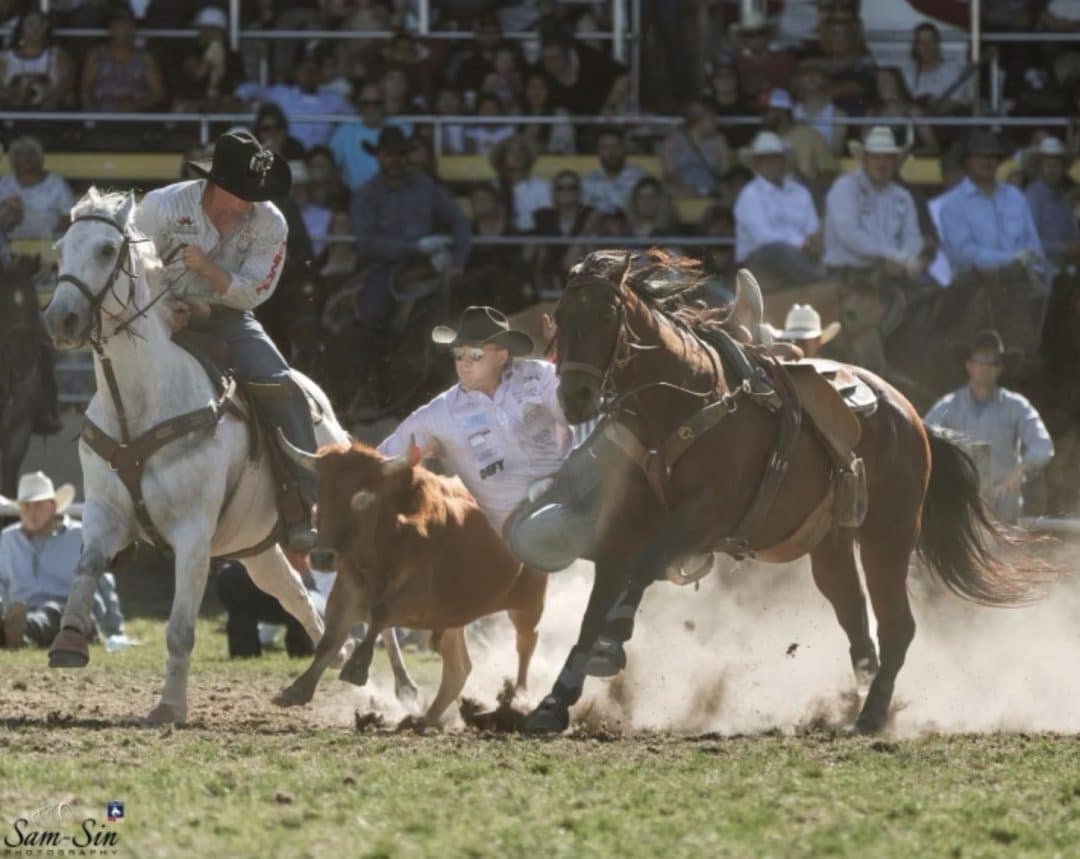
[
  {"xmin": 145, "ymin": 702, "xmax": 185, "ymax": 726},
  {"xmin": 584, "ymin": 637, "xmax": 627, "ymax": 678},
  {"xmin": 272, "ymin": 685, "xmax": 312, "ymax": 708},
  {"xmin": 524, "ymin": 699, "xmax": 569, "ymax": 735},
  {"xmin": 48, "ymin": 628, "xmax": 90, "ymax": 669}
]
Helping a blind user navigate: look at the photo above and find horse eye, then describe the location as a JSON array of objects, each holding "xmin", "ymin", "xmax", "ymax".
[{"xmin": 99, "ymin": 244, "xmax": 115, "ymax": 260}]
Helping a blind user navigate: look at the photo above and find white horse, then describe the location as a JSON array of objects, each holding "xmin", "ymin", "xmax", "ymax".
[{"xmin": 42, "ymin": 188, "xmax": 417, "ymax": 724}]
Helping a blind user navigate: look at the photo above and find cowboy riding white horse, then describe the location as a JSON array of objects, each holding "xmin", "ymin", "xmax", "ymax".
[{"xmin": 41, "ymin": 183, "xmax": 418, "ymax": 724}]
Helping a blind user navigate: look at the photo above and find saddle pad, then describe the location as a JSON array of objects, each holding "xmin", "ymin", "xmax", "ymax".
[{"xmin": 784, "ymin": 361, "xmax": 863, "ymax": 464}]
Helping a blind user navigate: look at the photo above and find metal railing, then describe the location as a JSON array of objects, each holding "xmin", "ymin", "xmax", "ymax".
[{"xmin": 0, "ymin": 109, "xmax": 1072, "ymax": 146}]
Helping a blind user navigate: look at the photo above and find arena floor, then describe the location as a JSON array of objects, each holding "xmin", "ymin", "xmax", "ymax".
[{"xmin": 3, "ymin": 559, "xmax": 1079, "ymax": 856}]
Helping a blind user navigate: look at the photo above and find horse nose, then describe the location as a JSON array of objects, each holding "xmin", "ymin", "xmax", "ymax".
[
  {"xmin": 309, "ymin": 548, "xmax": 337, "ymax": 570},
  {"xmin": 61, "ymin": 312, "xmax": 81, "ymax": 337}
]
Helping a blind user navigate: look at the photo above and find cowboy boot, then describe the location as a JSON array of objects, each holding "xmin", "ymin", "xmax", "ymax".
[{"xmin": 246, "ymin": 379, "xmax": 319, "ymax": 554}]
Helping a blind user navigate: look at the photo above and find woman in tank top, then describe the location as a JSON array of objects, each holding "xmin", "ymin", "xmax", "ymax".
[
  {"xmin": 80, "ymin": 6, "xmax": 166, "ymax": 111},
  {"xmin": 0, "ymin": 10, "xmax": 74, "ymax": 109}
]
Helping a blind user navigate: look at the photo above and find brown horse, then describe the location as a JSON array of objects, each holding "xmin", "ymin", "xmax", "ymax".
[{"xmin": 524, "ymin": 249, "xmax": 1038, "ymax": 735}]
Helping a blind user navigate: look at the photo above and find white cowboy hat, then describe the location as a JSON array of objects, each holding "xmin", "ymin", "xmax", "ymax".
[
  {"xmin": 747, "ymin": 131, "xmax": 788, "ymax": 157},
  {"xmin": 848, "ymin": 125, "xmax": 910, "ymax": 159},
  {"xmin": 194, "ymin": 7, "xmax": 228, "ymax": 29},
  {"xmin": 767, "ymin": 88, "xmax": 793, "ymax": 111},
  {"xmin": 1, "ymin": 471, "xmax": 76, "ymax": 513},
  {"xmin": 781, "ymin": 304, "xmax": 841, "ymax": 344},
  {"xmin": 1036, "ymin": 136, "xmax": 1067, "ymax": 157},
  {"xmin": 730, "ymin": 9, "xmax": 774, "ymax": 34}
]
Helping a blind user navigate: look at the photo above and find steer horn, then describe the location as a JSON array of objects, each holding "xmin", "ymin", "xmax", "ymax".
[{"xmin": 276, "ymin": 428, "xmax": 319, "ymax": 473}]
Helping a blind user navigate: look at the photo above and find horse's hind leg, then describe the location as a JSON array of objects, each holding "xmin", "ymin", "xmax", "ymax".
[
  {"xmin": 506, "ymin": 567, "xmax": 548, "ymax": 693},
  {"xmin": 243, "ymin": 546, "xmax": 325, "ymax": 647},
  {"xmin": 422, "ymin": 627, "xmax": 470, "ymax": 726},
  {"xmin": 276, "ymin": 574, "xmax": 366, "ymax": 706},
  {"xmin": 854, "ymin": 521, "xmax": 918, "ymax": 734},
  {"xmin": 810, "ymin": 530, "xmax": 878, "ymax": 689}
]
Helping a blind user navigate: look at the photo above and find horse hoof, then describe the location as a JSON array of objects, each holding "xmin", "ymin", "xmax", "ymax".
[
  {"xmin": 584, "ymin": 638, "xmax": 626, "ymax": 678},
  {"xmin": 272, "ymin": 685, "xmax": 311, "ymax": 708},
  {"xmin": 524, "ymin": 702, "xmax": 569, "ymax": 735},
  {"xmin": 48, "ymin": 628, "xmax": 90, "ymax": 669},
  {"xmin": 852, "ymin": 711, "xmax": 886, "ymax": 735},
  {"xmin": 145, "ymin": 703, "xmax": 185, "ymax": 726},
  {"xmin": 339, "ymin": 661, "xmax": 370, "ymax": 688}
]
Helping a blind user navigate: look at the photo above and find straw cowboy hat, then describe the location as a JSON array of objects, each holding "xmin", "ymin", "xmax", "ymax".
[
  {"xmin": 781, "ymin": 304, "xmax": 841, "ymax": 344},
  {"xmin": 185, "ymin": 130, "xmax": 291, "ymax": 202},
  {"xmin": 432, "ymin": 306, "xmax": 534, "ymax": 356},
  {"xmin": 848, "ymin": 125, "xmax": 911, "ymax": 160},
  {"xmin": 0, "ymin": 471, "xmax": 76, "ymax": 513}
]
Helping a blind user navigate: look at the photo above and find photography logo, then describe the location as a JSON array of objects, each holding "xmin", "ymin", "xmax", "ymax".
[
  {"xmin": 3, "ymin": 800, "xmax": 121, "ymax": 853},
  {"xmin": 106, "ymin": 801, "xmax": 124, "ymax": 823}
]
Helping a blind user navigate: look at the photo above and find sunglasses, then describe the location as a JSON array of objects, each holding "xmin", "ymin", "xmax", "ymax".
[
  {"xmin": 452, "ymin": 346, "xmax": 487, "ymax": 362},
  {"xmin": 257, "ymin": 124, "xmax": 281, "ymax": 133},
  {"xmin": 360, "ymin": 99, "xmax": 383, "ymax": 107},
  {"xmin": 968, "ymin": 358, "xmax": 1003, "ymax": 367},
  {"xmin": 555, "ymin": 184, "xmax": 580, "ymax": 192}
]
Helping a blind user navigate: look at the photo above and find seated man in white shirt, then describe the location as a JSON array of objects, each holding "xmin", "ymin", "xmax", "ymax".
[
  {"xmin": 0, "ymin": 472, "xmax": 124, "ymax": 649},
  {"xmin": 734, "ymin": 131, "xmax": 825, "ymax": 288}
]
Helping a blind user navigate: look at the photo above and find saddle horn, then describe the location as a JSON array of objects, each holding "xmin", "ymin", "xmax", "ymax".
[
  {"xmin": 276, "ymin": 428, "xmax": 319, "ymax": 473},
  {"xmin": 733, "ymin": 268, "xmax": 771, "ymax": 345}
]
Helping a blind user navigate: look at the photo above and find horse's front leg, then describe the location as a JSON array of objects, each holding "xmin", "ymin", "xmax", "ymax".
[
  {"xmin": 524, "ymin": 557, "xmax": 627, "ymax": 734},
  {"xmin": 147, "ymin": 523, "xmax": 214, "ymax": 725},
  {"xmin": 585, "ymin": 503, "xmax": 706, "ymax": 678},
  {"xmin": 49, "ymin": 499, "xmax": 132, "ymax": 668}
]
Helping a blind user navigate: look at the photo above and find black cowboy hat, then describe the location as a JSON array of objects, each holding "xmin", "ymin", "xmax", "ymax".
[
  {"xmin": 362, "ymin": 126, "xmax": 410, "ymax": 156},
  {"xmin": 185, "ymin": 130, "xmax": 291, "ymax": 202},
  {"xmin": 431, "ymin": 306, "xmax": 534, "ymax": 356},
  {"xmin": 957, "ymin": 328, "xmax": 1021, "ymax": 363},
  {"xmin": 964, "ymin": 129, "xmax": 1007, "ymax": 159}
]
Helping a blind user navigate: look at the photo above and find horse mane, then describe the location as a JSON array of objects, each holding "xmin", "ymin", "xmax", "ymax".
[{"xmin": 570, "ymin": 248, "xmax": 740, "ymax": 344}]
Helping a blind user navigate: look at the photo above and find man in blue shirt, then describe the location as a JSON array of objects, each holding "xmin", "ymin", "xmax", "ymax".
[
  {"xmin": 940, "ymin": 129, "xmax": 1049, "ymax": 351},
  {"xmin": 941, "ymin": 131, "xmax": 1047, "ymax": 284},
  {"xmin": 238, "ymin": 53, "xmax": 354, "ymax": 151},
  {"xmin": 924, "ymin": 330, "xmax": 1053, "ymax": 523},
  {"xmin": 1024, "ymin": 136, "xmax": 1079, "ymax": 271},
  {"xmin": 0, "ymin": 472, "xmax": 124, "ymax": 648},
  {"xmin": 328, "ymin": 82, "xmax": 413, "ymax": 193}
]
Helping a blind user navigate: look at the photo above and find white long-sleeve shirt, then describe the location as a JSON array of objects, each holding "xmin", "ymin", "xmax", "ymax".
[
  {"xmin": 823, "ymin": 169, "xmax": 924, "ymax": 268},
  {"xmin": 378, "ymin": 359, "xmax": 571, "ymax": 530},
  {"xmin": 133, "ymin": 179, "xmax": 288, "ymax": 312},
  {"xmin": 734, "ymin": 174, "xmax": 819, "ymax": 263}
]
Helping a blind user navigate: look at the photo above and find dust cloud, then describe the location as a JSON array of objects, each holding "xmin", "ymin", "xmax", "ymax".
[{"xmin": 458, "ymin": 546, "xmax": 1080, "ymax": 736}]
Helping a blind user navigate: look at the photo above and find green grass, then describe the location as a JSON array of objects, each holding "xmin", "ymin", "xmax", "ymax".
[{"xmin": 1, "ymin": 617, "xmax": 1079, "ymax": 858}]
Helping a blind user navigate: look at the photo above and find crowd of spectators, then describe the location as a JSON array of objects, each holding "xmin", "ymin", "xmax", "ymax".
[{"xmin": 1, "ymin": 1, "xmax": 1080, "ymax": 420}]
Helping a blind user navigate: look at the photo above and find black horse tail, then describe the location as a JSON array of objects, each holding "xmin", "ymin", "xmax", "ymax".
[{"xmin": 916, "ymin": 426, "xmax": 1046, "ymax": 606}]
